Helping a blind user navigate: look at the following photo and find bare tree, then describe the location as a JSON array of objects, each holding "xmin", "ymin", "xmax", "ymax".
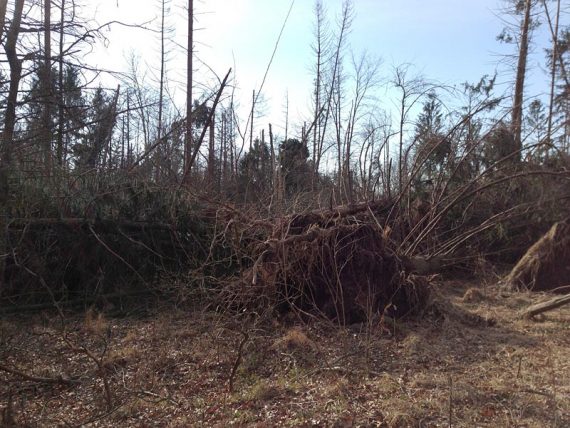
[
  {"xmin": 184, "ymin": 0, "xmax": 193, "ymax": 181},
  {"xmin": 56, "ymin": 0, "xmax": 65, "ymax": 167},
  {"xmin": 310, "ymin": 0, "xmax": 330, "ymax": 186},
  {"xmin": 341, "ymin": 53, "xmax": 381, "ymax": 203},
  {"xmin": 328, "ymin": 0, "xmax": 353, "ymax": 201},
  {"xmin": 156, "ymin": 0, "xmax": 168, "ymax": 179},
  {"xmin": 542, "ymin": 0, "xmax": 561, "ymax": 151},
  {"xmin": 42, "ymin": 0, "xmax": 53, "ymax": 176},
  {"xmin": 392, "ymin": 65, "xmax": 430, "ymax": 194}
]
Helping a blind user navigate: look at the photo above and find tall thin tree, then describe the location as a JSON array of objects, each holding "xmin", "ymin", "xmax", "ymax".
[
  {"xmin": 512, "ymin": 0, "xmax": 533, "ymax": 150},
  {"xmin": 42, "ymin": 0, "xmax": 52, "ymax": 176},
  {"xmin": 184, "ymin": 0, "xmax": 193, "ymax": 181}
]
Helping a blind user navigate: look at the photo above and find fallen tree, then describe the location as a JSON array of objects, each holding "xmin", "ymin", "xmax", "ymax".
[
  {"xmin": 221, "ymin": 200, "xmax": 431, "ymax": 324},
  {"xmin": 522, "ymin": 292, "xmax": 570, "ymax": 319},
  {"xmin": 505, "ymin": 217, "xmax": 570, "ymax": 292}
]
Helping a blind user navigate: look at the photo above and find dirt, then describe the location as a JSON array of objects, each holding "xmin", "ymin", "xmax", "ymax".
[{"xmin": 1, "ymin": 280, "xmax": 569, "ymax": 427}]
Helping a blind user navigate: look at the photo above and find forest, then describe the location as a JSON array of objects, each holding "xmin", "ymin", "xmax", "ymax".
[{"xmin": 0, "ymin": 0, "xmax": 569, "ymax": 426}]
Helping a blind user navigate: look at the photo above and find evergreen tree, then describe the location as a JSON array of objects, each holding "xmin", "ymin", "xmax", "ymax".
[
  {"xmin": 238, "ymin": 138, "xmax": 271, "ymax": 195},
  {"xmin": 413, "ymin": 93, "xmax": 451, "ymax": 181},
  {"xmin": 72, "ymin": 87, "xmax": 115, "ymax": 169},
  {"xmin": 279, "ymin": 138, "xmax": 310, "ymax": 194}
]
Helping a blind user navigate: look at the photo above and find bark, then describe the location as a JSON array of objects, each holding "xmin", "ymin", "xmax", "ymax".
[{"xmin": 512, "ymin": 0, "xmax": 532, "ymax": 151}]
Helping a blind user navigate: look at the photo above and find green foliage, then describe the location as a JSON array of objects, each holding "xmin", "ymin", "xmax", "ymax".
[
  {"xmin": 238, "ymin": 138, "xmax": 272, "ymax": 196},
  {"xmin": 72, "ymin": 87, "xmax": 116, "ymax": 168},
  {"xmin": 279, "ymin": 138, "xmax": 310, "ymax": 194},
  {"xmin": 413, "ymin": 93, "xmax": 452, "ymax": 182},
  {"xmin": 482, "ymin": 123, "xmax": 519, "ymax": 168}
]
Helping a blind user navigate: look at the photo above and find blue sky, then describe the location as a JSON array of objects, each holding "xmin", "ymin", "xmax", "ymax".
[{"xmin": 90, "ymin": 0, "xmax": 561, "ymax": 140}]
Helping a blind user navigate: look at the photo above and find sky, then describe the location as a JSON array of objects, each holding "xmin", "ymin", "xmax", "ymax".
[{"xmin": 86, "ymin": 0, "xmax": 561, "ymax": 140}]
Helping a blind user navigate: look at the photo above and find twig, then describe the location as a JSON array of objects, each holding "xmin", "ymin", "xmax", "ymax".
[
  {"xmin": 88, "ymin": 224, "xmax": 147, "ymax": 286},
  {"xmin": 448, "ymin": 376, "xmax": 453, "ymax": 428},
  {"xmin": 228, "ymin": 330, "xmax": 249, "ymax": 393},
  {"xmin": 62, "ymin": 334, "xmax": 114, "ymax": 411}
]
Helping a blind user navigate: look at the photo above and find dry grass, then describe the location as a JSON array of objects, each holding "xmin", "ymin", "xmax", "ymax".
[{"xmin": 0, "ymin": 280, "xmax": 569, "ymax": 427}]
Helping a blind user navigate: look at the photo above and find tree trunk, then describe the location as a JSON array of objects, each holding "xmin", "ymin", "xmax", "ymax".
[
  {"xmin": 0, "ymin": 0, "xmax": 7, "ymax": 41},
  {"xmin": 184, "ymin": 0, "xmax": 193, "ymax": 182},
  {"xmin": 1, "ymin": 0, "xmax": 26, "ymax": 287},
  {"xmin": 157, "ymin": 0, "xmax": 166, "ymax": 181},
  {"xmin": 56, "ymin": 0, "xmax": 65, "ymax": 168},
  {"xmin": 208, "ymin": 109, "xmax": 215, "ymax": 186},
  {"xmin": 511, "ymin": 0, "xmax": 532, "ymax": 152},
  {"xmin": 43, "ymin": 0, "xmax": 52, "ymax": 177},
  {"xmin": 545, "ymin": 0, "xmax": 561, "ymax": 154}
]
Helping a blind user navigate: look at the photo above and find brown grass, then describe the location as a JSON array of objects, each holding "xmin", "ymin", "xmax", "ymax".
[{"xmin": 0, "ymin": 281, "xmax": 569, "ymax": 427}]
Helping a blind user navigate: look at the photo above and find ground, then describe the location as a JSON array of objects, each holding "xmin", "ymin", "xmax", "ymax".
[{"xmin": 0, "ymin": 280, "xmax": 569, "ymax": 427}]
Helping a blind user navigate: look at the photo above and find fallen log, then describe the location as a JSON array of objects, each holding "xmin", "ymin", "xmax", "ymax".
[
  {"xmin": 522, "ymin": 292, "xmax": 570, "ymax": 319},
  {"xmin": 0, "ymin": 363, "xmax": 80, "ymax": 385}
]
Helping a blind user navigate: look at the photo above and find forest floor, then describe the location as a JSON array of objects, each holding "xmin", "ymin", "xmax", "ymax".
[{"xmin": 0, "ymin": 280, "xmax": 569, "ymax": 427}]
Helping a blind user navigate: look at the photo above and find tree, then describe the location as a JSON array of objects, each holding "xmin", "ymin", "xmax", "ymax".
[
  {"xmin": 42, "ymin": 0, "xmax": 53, "ymax": 176},
  {"xmin": 497, "ymin": 0, "xmax": 538, "ymax": 154},
  {"xmin": 0, "ymin": 0, "xmax": 25, "ymax": 287},
  {"xmin": 454, "ymin": 75, "xmax": 500, "ymax": 180},
  {"xmin": 526, "ymin": 99, "xmax": 547, "ymax": 150},
  {"xmin": 72, "ymin": 87, "xmax": 118, "ymax": 169},
  {"xmin": 310, "ymin": 0, "xmax": 331, "ymax": 186},
  {"xmin": 542, "ymin": 0, "xmax": 562, "ymax": 150},
  {"xmin": 392, "ymin": 65, "xmax": 431, "ymax": 194},
  {"xmin": 546, "ymin": 27, "xmax": 570, "ymax": 151},
  {"xmin": 482, "ymin": 123, "xmax": 519, "ymax": 169},
  {"xmin": 279, "ymin": 138, "xmax": 310, "ymax": 195},
  {"xmin": 1, "ymin": 0, "xmax": 25, "ymax": 162},
  {"xmin": 184, "ymin": 0, "xmax": 194, "ymax": 181},
  {"xmin": 512, "ymin": 0, "xmax": 533, "ymax": 150},
  {"xmin": 238, "ymin": 138, "xmax": 271, "ymax": 199},
  {"xmin": 413, "ymin": 92, "xmax": 451, "ymax": 182}
]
